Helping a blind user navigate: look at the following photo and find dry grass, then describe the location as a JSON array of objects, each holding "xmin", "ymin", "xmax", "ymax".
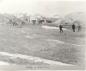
[{"xmin": 0, "ymin": 24, "xmax": 85, "ymax": 65}]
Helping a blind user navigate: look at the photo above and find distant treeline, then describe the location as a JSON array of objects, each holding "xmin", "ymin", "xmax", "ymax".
[{"xmin": 0, "ymin": 12, "xmax": 85, "ymax": 27}]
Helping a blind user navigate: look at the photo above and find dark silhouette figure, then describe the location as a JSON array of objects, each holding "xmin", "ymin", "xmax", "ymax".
[
  {"xmin": 59, "ymin": 24, "xmax": 63, "ymax": 32},
  {"xmin": 72, "ymin": 24, "xmax": 75, "ymax": 32}
]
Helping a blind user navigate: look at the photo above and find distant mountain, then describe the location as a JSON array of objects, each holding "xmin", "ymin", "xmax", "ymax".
[{"xmin": 64, "ymin": 12, "xmax": 86, "ymax": 26}]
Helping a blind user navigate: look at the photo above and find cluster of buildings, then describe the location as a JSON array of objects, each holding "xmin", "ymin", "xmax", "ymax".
[{"xmin": 0, "ymin": 13, "xmax": 84, "ymax": 27}]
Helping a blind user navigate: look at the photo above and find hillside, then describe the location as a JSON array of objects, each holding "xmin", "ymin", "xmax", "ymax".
[{"xmin": 64, "ymin": 12, "xmax": 86, "ymax": 26}]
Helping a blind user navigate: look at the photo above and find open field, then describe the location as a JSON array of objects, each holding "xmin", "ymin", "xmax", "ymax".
[{"xmin": 0, "ymin": 23, "xmax": 85, "ymax": 70}]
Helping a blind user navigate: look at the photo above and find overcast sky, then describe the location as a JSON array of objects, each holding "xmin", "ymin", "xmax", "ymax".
[{"xmin": 0, "ymin": 0, "xmax": 86, "ymax": 17}]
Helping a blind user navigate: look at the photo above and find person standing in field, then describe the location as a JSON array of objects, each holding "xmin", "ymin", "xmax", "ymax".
[
  {"xmin": 72, "ymin": 24, "xmax": 75, "ymax": 32},
  {"xmin": 77, "ymin": 25, "xmax": 81, "ymax": 32},
  {"xmin": 59, "ymin": 24, "xmax": 63, "ymax": 33}
]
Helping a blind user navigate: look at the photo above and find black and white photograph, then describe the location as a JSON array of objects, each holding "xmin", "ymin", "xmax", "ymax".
[{"xmin": 0, "ymin": 0, "xmax": 85, "ymax": 70}]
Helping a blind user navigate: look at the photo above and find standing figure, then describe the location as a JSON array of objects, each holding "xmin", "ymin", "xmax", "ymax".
[
  {"xmin": 77, "ymin": 25, "xmax": 81, "ymax": 32},
  {"xmin": 72, "ymin": 24, "xmax": 75, "ymax": 32},
  {"xmin": 59, "ymin": 24, "xmax": 63, "ymax": 33}
]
